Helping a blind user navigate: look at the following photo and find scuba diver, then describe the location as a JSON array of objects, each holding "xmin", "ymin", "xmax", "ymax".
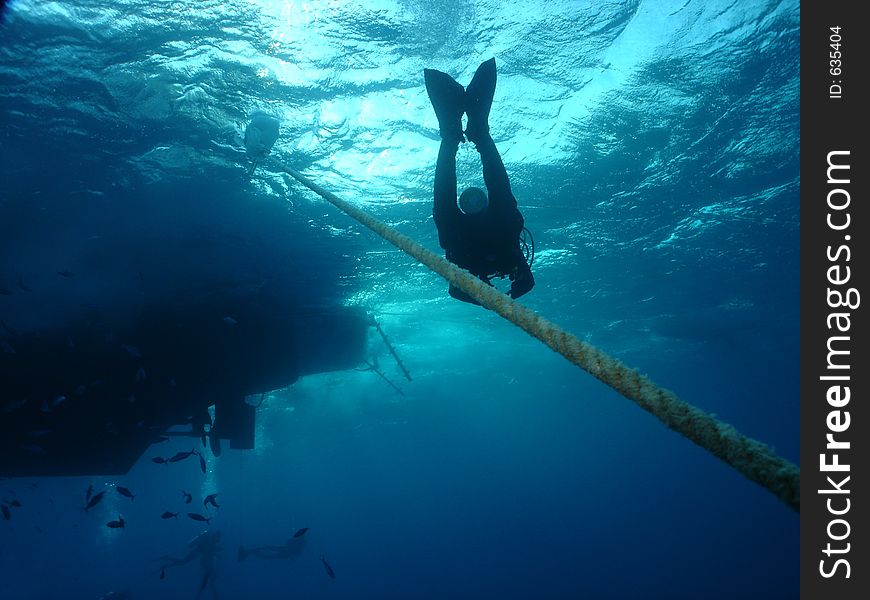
[
  {"xmin": 424, "ymin": 58, "xmax": 535, "ymax": 305},
  {"xmin": 158, "ymin": 529, "xmax": 221, "ymax": 599},
  {"xmin": 238, "ymin": 527, "xmax": 308, "ymax": 562}
]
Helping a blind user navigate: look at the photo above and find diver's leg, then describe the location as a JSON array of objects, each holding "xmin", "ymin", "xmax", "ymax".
[
  {"xmin": 210, "ymin": 565, "xmax": 219, "ymax": 600},
  {"xmin": 193, "ymin": 574, "xmax": 205, "ymax": 600},
  {"xmin": 194, "ymin": 563, "xmax": 213, "ymax": 600},
  {"xmin": 439, "ymin": 140, "xmax": 474, "ymax": 307}
]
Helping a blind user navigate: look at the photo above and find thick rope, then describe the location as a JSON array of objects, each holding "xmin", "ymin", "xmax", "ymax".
[{"xmin": 275, "ymin": 162, "xmax": 800, "ymax": 512}]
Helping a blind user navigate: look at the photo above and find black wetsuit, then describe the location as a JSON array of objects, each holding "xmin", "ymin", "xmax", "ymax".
[{"xmin": 433, "ymin": 135, "xmax": 533, "ymax": 303}]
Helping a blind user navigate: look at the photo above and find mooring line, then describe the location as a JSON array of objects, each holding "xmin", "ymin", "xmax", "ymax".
[{"xmin": 275, "ymin": 161, "xmax": 800, "ymax": 512}]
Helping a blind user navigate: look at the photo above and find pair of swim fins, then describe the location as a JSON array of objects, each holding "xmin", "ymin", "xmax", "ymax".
[{"xmin": 424, "ymin": 58, "xmax": 496, "ymax": 145}]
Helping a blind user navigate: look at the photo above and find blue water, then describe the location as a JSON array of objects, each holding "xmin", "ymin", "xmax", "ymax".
[{"xmin": 1, "ymin": 1, "xmax": 799, "ymax": 598}]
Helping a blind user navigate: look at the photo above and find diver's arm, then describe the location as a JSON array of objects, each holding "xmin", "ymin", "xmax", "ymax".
[
  {"xmin": 508, "ymin": 257, "xmax": 534, "ymax": 299},
  {"xmin": 478, "ymin": 138, "xmax": 525, "ymax": 241},
  {"xmin": 476, "ymin": 137, "xmax": 515, "ymax": 211},
  {"xmin": 477, "ymin": 135, "xmax": 531, "ymax": 298},
  {"xmin": 433, "ymin": 141, "xmax": 462, "ymax": 249}
]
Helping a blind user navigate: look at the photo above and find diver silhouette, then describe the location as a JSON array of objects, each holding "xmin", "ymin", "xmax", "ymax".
[
  {"xmin": 158, "ymin": 529, "xmax": 221, "ymax": 599},
  {"xmin": 424, "ymin": 58, "xmax": 535, "ymax": 305}
]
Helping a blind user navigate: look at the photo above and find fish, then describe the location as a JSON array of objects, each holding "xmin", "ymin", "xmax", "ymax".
[
  {"xmin": 17, "ymin": 276, "xmax": 32, "ymax": 292},
  {"xmin": 134, "ymin": 367, "xmax": 146, "ymax": 384},
  {"xmin": 181, "ymin": 490, "xmax": 192, "ymax": 504},
  {"xmin": 203, "ymin": 493, "xmax": 219, "ymax": 509},
  {"xmin": 20, "ymin": 444, "xmax": 46, "ymax": 456},
  {"xmin": 2, "ymin": 399, "xmax": 27, "ymax": 413},
  {"xmin": 168, "ymin": 448, "xmax": 197, "ymax": 463},
  {"xmin": 0, "ymin": 288, "xmax": 12, "ymax": 296},
  {"xmin": 321, "ymin": 556, "xmax": 335, "ymax": 579},
  {"xmin": 187, "ymin": 512, "xmax": 210, "ymax": 523},
  {"xmin": 198, "ymin": 453, "xmax": 206, "ymax": 474},
  {"xmin": 222, "ymin": 316, "xmax": 237, "ymax": 326},
  {"xmin": 106, "ymin": 515, "xmax": 126, "ymax": 528},
  {"xmin": 116, "ymin": 486, "xmax": 135, "ymax": 500},
  {"xmin": 9, "ymin": 499, "xmax": 22, "ymax": 508},
  {"xmin": 160, "ymin": 568, "xmax": 166, "ymax": 580},
  {"xmin": 57, "ymin": 270, "xmax": 74, "ymax": 277},
  {"xmin": 1, "ymin": 504, "xmax": 10, "ymax": 521},
  {"xmin": 123, "ymin": 345, "xmax": 142, "ymax": 358},
  {"xmin": 1, "ymin": 341, "xmax": 15, "ymax": 354},
  {"xmin": 199, "ymin": 570, "xmax": 210, "ymax": 591},
  {"xmin": 150, "ymin": 436, "xmax": 170, "ymax": 444},
  {"xmin": 161, "ymin": 511, "xmax": 179, "ymax": 519},
  {"xmin": 84, "ymin": 490, "xmax": 106, "ymax": 511},
  {"xmin": 151, "ymin": 456, "xmax": 168, "ymax": 465},
  {"xmin": 0, "ymin": 320, "xmax": 18, "ymax": 336},
  {"xmin": 293, "ymin": 527, "xmax": 309, "ymax": 538},
  {"xmin": 39, "ymin": 395, "xmax": 66, "ymax": 413}
]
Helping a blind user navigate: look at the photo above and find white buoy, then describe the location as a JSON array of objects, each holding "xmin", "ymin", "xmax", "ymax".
[{"xmin": 244, "ymin": 112, "xmax": 280, "ymax": 174}]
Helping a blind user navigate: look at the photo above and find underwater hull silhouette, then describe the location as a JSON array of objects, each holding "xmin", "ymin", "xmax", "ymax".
[{"xmin": 0, "ymin": 297, "xmax": 368, "ymax": 477}]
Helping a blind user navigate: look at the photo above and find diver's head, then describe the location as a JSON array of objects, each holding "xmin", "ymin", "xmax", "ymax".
[
  {"xmin": 458, "ymin": 187, "xmax": 489, "ymax": 215},
  {"xmin": 191, "ymin": 530, "xmax": 221, "ymax": 548}
]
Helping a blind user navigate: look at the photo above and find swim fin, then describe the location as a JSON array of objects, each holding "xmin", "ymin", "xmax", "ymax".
[
  {"xmin": 424, "ymin": 68, "xmax": 466, "ymax": 144},
  {"xmin": 464, "ymin": 58, "xmax": 496, "ymax": 144}
]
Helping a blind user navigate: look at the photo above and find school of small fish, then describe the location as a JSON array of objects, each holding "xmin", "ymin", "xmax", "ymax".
[{"xmin": 2, "ymin": 441, "xmax": 337, "ymax": 584}]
